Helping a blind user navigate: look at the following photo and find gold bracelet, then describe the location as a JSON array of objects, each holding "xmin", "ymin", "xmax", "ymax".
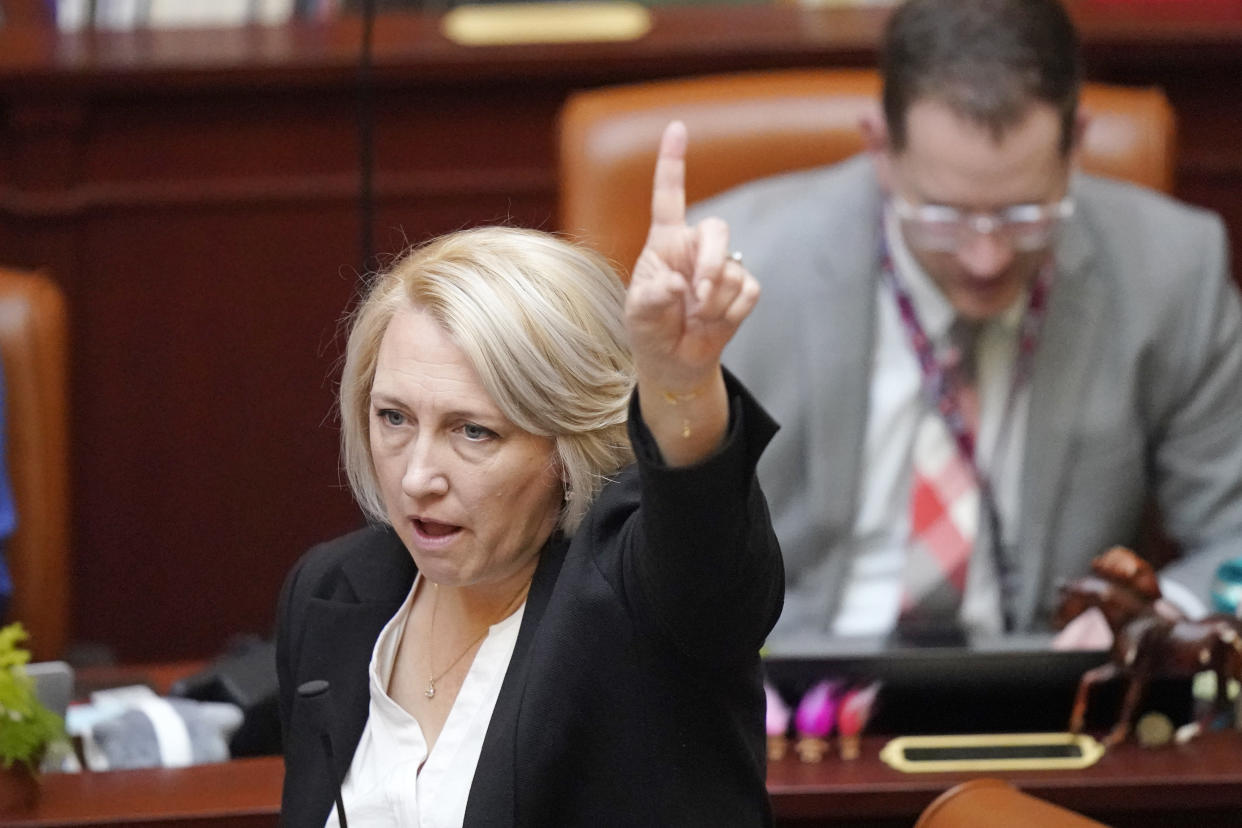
[{"xmin": 660, "ymin": 378, "xmax": 713, "ymax": 406}]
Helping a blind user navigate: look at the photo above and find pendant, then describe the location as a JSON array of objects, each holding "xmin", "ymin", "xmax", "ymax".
[{"xmin": 424, "ymin": 680, "xmax": 436, "ymax": 699}]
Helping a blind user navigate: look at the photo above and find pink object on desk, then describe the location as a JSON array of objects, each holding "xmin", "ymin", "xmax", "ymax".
[
  {"xmin": 837, "ymin": 681, "xmax": 881, "ymax": 760},
  {"xmin": 765, "ymin": 681, "xmax": 791, "ymax": 760},
  {"xmin": 794, "ymin": 679, "xmax": 839, "ymax": 762}
]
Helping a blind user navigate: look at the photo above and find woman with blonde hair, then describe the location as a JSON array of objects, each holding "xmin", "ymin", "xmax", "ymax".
[{"xmin": 276, "ymin": 122, "xmax": 783, "ymax": 826}]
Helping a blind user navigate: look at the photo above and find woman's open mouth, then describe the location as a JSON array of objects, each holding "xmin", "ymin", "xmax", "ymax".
[{"xmin": 412, "ymin": 518, "xmax": 462, "ymax": 546}]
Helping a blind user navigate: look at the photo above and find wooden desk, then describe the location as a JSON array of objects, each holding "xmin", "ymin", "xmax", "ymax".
[
  {"xmin": 9, "ymin": 757, "xmax": 282, "ymax": 828},
  {"xmin": 769, "ymin": 730, "xmax": 1242, "ymax": 827},
  {"xmin": 1, "ymin": 1, "xmax": 1241, "ymax": 661},
  {"xmin": 7, "ymin": 731, "xmax": 1241, "ymax": 826}
]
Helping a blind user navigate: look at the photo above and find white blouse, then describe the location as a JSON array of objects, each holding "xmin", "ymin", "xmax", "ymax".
[{"xmin": 327, "ymin": 575, "xmax": 525, "ymax": 828}]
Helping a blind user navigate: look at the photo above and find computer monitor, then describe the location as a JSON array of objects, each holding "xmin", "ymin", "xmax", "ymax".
[{"xmin": 763, "ymin": 634, "xmax": 1191, "ymax": 735}]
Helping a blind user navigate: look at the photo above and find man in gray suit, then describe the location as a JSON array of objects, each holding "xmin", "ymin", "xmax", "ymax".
[{"xmin": 697, "ymin": 0, "xmax": 1242, "ymax": 646}]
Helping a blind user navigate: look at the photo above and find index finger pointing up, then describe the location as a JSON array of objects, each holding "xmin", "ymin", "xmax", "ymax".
[{"xmin": 650, "ymin": 121, "xmax": 688, "ymax": 231}]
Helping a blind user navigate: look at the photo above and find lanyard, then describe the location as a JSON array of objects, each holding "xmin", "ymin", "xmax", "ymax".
[
  {"xmin": 880, "ymin": 230, "xmax": 1054, "ymax": 628},
  {"xmin": 880, "ymin": 244, "xmax": 1052, "ymax": 473}
]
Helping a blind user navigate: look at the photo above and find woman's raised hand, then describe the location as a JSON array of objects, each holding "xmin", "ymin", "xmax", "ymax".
[
  {"xmin": 626, "ymin": 122, "xmax": 759, "ymax": 463},
  {"xmin": 627, "ymin": 122, "xmax": 759, "ymax": 395}
]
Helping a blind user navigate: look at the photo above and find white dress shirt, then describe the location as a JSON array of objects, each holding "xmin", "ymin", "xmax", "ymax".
[
  {"xmin": 831, "ymin": 208, "xmax": 1030, "ymax": 638},
  {"xmin": 328, "ymin": 574, "xmax": 525, "ymax": 828}
]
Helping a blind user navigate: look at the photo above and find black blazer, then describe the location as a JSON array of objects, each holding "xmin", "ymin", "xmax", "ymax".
[{"xmin": 277, "ymin": 375, "xmax": 783, "ymax": 827}]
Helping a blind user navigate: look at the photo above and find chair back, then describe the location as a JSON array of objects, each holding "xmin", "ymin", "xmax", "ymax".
[
  {"xmin": 916, "ymin": 779, "xmax": 1106, "ymax": 828},
  {"xmin": 559, "ymin": 68, "xmax": 1176, "ymax": 274},
  {"xmin": 0, "ymin": 268, "xmax": 70, "ymax": 661}
]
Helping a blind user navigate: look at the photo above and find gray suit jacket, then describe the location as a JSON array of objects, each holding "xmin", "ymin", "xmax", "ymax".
[{"xmin": 695, "ymin": 156, "xmax": 1242, "ymax": 639}]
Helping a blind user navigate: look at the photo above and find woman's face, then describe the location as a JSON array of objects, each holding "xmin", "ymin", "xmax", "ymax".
[{"xmin": 369, "ymin": 304, "xmax": 562, "ymax": 590}]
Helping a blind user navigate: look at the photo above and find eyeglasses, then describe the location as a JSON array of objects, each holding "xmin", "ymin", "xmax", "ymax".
[{"xmin": 892, "ymin": 194, "xmax": 1075, "ymax": 252}]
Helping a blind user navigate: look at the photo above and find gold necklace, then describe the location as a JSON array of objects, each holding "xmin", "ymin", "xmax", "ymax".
[{"xmin": 424, "ymin": 580, "xmax": 530, "ymax": 700}]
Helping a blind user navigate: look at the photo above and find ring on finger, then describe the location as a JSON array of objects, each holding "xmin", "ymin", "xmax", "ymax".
[{"xmin": 728, "ymin": 250, "xmax": 744, "ymax": 266}]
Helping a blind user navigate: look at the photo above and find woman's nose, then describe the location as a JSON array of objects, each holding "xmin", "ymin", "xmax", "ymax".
[{"xmin": 401, "ymin": 439, "xmax": 449, "ymax": 498}]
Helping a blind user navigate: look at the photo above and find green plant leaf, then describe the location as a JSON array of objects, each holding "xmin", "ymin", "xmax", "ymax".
[{"xmin": 0, "ymin": 622, "xmax": 67, "ymax": 771}]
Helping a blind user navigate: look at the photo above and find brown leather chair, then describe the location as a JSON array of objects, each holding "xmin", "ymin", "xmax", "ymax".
[
  {"xmin": 916, "ymin": 778, "xmax": 1106, "ymax": 827},
  {"xmin": 0, "ymin": 267, "xmax": 70, "ymax": 662},
  {"xmin": 559, "ymin": 68, "xmax": 1176, "ymax": 275}
]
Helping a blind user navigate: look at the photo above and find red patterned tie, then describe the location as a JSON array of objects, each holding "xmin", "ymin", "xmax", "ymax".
[{"xmin": 898, "ymin": 320, "xmax": 981, "ymax": 637}]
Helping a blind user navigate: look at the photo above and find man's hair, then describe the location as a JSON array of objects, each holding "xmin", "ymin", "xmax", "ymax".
[
  {"xmin": 339, "ymin": 226, "xmax": 636, "ymax": 536},
  {"xmin": 881, "ymin": 0, "xmax": 1081, "ymax": 153}
]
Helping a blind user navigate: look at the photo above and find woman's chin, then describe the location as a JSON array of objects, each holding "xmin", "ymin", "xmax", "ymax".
[
  {"xmin": 400, "ymin": 534, "xmax": 469, "ymax": 582},
  {"xmin": 412, "ymin": 558, "xmax": 468, "ymax": 586}
]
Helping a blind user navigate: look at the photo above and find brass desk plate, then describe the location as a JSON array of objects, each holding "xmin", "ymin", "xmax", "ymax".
[
  {"xmin": 880, "ymin": 732, "xmax": 1105, "ymax": 773},
  {"xmin": 441, "ymin": 2, "xmax": 652, "ymax": 46}
]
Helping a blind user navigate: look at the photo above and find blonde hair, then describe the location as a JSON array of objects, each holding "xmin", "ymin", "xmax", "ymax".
[{"xmin": 340, "ymin": 227, "xmax": 636, "ymax": 535}]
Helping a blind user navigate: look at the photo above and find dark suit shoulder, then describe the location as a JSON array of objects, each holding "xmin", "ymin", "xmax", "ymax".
[
  {"xmin": 286, "ymin": 524, "xmax": 413, "ymax": 606},
  {"xmin": 300, "ymin": 524, "xmax": 394, "ymax": 569}
]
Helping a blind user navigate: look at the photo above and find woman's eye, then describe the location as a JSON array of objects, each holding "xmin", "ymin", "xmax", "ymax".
[
  {"xmin": 462, "ymin": 422, "xmax": 494, "ymax": 441},
  {"xmin": 379, "ymin": 409, "xmax": 405, "ymax": 427}
]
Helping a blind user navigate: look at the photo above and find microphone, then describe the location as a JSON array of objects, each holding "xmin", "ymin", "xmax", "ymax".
[{"xmin": 297, "ymin": 679, "xmax": 349, "ymax": 828}]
